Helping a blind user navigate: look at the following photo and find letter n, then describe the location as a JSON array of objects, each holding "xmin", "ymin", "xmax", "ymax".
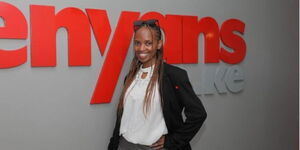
[{"xmin": 30, "ymin": 5, "xmax": 91, "ymax": 67}]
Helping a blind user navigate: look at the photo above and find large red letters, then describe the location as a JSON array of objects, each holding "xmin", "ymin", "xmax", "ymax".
[
  {"xmin": 90, "ymin": 11, "xmax": 140, "ymax": 104},
  {"xmin": 0, "ymin": 2, "xmax": 27, "ymax": 68},
  {"xmin": 0, "ymin": 2, "xmax": 247, "ymax": 104},
  {"xmin": 31, "ymin": 5, "xmax": 91, "ymax": 66}
]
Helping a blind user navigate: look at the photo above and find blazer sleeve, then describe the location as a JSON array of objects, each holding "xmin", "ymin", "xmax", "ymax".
[
  {"xmin": 164, "ymin": 70, "xmax": 207, "ymax": 149},
  {"xmin": 108, "ymin": 76, "xmax": 127, "ymax": 150},
  {"xmin": 107, "ymin": 113, "xmax": 121, "ymax": 150}
]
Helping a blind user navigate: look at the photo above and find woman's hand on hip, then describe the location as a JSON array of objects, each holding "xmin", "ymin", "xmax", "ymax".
[{"xmin": 151, "ymin": 135, "xmax": 165, "ymax": 150}]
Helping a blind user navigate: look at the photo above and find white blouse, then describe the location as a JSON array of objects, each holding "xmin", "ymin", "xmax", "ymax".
[{"xmin": 119, "ymin": 65, "xmax": 168, "ymax": 146}]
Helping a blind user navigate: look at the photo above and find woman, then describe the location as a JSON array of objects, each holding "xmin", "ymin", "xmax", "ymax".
[{"xmin": 108, "ymin": 19, "xmax": 207, "ymax": 150}]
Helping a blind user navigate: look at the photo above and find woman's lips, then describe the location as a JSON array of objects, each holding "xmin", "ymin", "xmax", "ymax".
[{"xmin": 137, "ymin": 53, "xmax": 148, "ymax": 59}]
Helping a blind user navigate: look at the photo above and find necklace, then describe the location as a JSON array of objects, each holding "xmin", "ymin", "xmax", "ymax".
[{"xmin": 138, "ymin": 65, "xmax": 154, "ymax": 79}]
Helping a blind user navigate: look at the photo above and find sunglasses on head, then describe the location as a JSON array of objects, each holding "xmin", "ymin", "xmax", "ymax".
[{"xmin": 133, "ymin": 19, "xmax": 160, "ymax": 31}]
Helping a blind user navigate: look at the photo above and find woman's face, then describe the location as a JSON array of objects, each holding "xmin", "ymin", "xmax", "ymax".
[{"xmin": 133, "ymin": 26, "xmax": 162, "ymax": 68}]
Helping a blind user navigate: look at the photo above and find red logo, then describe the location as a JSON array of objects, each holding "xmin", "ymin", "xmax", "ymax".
[{"xmin": 0, "ymin": 2, "xmax": 246, "ymax": 104}]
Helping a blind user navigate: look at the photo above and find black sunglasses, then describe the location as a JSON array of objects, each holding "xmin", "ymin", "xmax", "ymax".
[{"xmin": 133, "ymin": 19, "xmax": 160, "ymax": 31}]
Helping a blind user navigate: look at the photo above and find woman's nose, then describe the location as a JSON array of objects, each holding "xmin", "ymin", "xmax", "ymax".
[{"xmin": 139, "ymin": 44, "xmax": 146, "ymax": 51}]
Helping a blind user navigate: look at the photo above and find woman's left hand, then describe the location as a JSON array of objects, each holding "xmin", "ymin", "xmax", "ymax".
[{"xmin": 151, "ymin": 135, "xmax": 165, "ymax": 150}]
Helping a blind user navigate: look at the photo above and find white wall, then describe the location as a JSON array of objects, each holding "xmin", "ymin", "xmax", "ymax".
[{"xmin": 0, "ymin": 0, "xmax": 298, "ymax": 150}]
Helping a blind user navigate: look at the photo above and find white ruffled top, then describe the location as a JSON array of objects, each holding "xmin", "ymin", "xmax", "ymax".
[{"xmin": 119, "ymin": 65, "xmax": 168, "ymax": 145}]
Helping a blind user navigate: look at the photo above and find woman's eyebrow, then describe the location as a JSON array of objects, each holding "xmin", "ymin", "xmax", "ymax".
[{"xmin": 144, "ymin": 39, "xmax": 153, "ymax": 42}]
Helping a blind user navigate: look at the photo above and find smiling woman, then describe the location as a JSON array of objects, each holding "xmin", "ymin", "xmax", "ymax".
[
  {"xmin": 133, "ymin": 22, "xmax": 162, "ymax": 68},
  {"xmin": 108, "ymin": 19, "xmax": 207, "ymax": 150}
]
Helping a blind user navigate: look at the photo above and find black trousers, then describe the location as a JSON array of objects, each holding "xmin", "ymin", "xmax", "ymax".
[{"xmin": 118, "ymin": 136, "xmax": 167, "ymax": 150}]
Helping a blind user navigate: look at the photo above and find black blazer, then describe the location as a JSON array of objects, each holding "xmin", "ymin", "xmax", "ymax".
[{"xmin": 108, "ymin": 63, "xmax": 207, "ymax": 150}]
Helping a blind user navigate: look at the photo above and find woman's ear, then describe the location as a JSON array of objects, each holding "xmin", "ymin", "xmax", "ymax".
[{"xmin": 158, "ymin": 40, "xmax": 163, "ymax": 49}]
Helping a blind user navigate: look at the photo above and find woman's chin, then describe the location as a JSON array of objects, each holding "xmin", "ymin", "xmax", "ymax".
[
  {"xmin": 137, "ymin": 57, "xmax": 156, "ymax": 67},
  {"xmin": 137, "ymin": 58, "xmax": 148, "ymax": 64}
]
